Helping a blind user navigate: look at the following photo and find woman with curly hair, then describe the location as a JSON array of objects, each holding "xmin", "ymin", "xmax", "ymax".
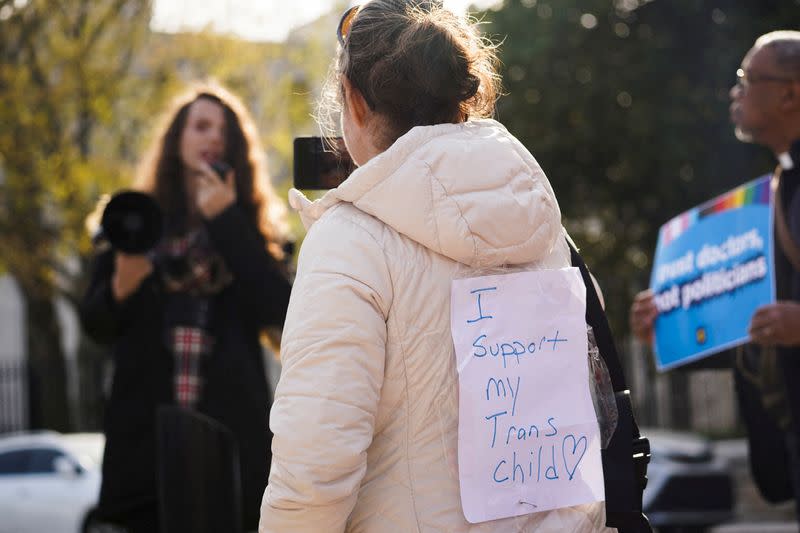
[{"xmin": 82, "ymin": 82, "xmax": 291, "ymax": 532}]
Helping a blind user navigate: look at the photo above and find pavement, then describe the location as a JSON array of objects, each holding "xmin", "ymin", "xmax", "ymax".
[{"xmin": 711, "ymin": 524, "xmax": 798, "ymax": 532}]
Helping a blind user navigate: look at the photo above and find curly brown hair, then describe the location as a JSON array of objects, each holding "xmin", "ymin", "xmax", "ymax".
[
  {"xmin": 135, "ymin": 82, "xmax": 287, "ymax": 260},
  {"xmin": 320, "ymin": 0, "xmax": 501, "ymax": 150}
]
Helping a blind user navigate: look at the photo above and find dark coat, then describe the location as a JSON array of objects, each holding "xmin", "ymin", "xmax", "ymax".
[
  {"xmin": 734, "ymin": 156, "xmax": 800, "ymax": 509},
  {"xmin": 80, "ymin": 204, "xmax": 291, "ymax": 531}
]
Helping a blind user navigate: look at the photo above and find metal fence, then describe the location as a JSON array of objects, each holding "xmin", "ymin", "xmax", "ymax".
[{"xmin": 0, "ymin": 359, "xmax": 28, "ymax": 433}]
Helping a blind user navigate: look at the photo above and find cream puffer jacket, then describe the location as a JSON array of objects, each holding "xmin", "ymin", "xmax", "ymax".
[{"xmin": 260, "ymin": 120, "xmax": 613, "ymax": 532}]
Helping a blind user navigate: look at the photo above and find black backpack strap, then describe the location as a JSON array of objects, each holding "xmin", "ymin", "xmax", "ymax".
[{"xmin": 568, "ymin": 240, "xmax": 652, "ymax": 533}]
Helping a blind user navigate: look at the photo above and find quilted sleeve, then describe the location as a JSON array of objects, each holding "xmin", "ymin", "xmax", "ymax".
[{"xmin": 260, "ymin": 207, "xmax": 393, "ymax": 533}]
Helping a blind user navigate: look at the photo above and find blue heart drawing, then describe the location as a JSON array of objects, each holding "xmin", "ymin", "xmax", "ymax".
[{"xmin": 562, "ymin": 434, "xmax": 588, "ymax": 480}]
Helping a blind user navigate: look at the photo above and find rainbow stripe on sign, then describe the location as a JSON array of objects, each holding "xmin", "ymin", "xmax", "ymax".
[
  {"xmin": 699, "ymin": 177, "xmax": 771, "ymax": 218},
  {"xmin": 659, "ymin": 177, "xmax": 772, "ymax": 246}
]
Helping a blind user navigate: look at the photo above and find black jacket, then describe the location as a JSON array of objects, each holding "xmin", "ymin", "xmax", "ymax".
[{"xmin": 80, "ymin": 204, "xmax": 291, "ymax": 530}]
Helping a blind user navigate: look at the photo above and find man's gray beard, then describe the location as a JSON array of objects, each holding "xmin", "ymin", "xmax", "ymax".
[{"xmin": 734, "ymin": 126, "xmax": 754, "ymax": 143}]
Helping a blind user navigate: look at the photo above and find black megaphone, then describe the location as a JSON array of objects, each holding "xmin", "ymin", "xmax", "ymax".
[{"xmin": 100, "ymin": 191, "xmax": 163, "ymax": 254}]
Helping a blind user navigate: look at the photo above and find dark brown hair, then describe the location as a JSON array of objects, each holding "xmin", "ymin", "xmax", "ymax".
[
  {"xmin": 135, "ymin": 82, "xmax": 287, "ymax": 260},
  {"xmin": 322, "ymin": 0, "xmax": 501, "ymax": 149}
]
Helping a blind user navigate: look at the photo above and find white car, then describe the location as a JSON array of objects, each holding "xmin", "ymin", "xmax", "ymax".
[{"xmin": 0, "ymin": 431, "xmax": 104, "ymax": 533}]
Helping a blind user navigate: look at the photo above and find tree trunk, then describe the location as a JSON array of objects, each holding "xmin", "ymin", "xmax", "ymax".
[{"xmin": 21, "ymin": 285, "xmax": 71, "ymax": 431}]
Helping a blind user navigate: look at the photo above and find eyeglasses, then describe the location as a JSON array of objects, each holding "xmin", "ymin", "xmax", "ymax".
[
  {"xmin": 337, "ymin": 5, "xmax": 360, "ymax": 46},
  {"xmin": 736, "ymin": 68, "xmax": 797, "ymax": 89}
]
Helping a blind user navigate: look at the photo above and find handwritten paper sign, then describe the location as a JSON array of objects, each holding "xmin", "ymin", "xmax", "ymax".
[
  {"xmin": 650, "ymin": 175, "xmax": 775, "ymax": 370},
  {"xmin": 450, "ymin": 268, "xmax": 604, "ymax": 524}
]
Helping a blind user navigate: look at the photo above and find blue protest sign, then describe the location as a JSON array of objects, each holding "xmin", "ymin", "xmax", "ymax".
[{"xmin": 650, "ymin": 175, "xmax": 775, "ymax": 370}]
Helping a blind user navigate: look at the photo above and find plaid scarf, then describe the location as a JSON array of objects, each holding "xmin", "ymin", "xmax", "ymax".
[
  {"xmin": 156, "ymin": 228, "xmax": 232, "ymax": 408},
  {"xmin": 171, "ymin": 325, "xmax": 213, "ymax": 407}
]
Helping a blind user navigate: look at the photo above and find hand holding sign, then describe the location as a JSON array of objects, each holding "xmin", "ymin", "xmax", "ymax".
[
  {"xmin": 650, "ymin": 176, "xmax": 775, "ymax": 369},
  {"xmin": 749, "ymin": 302, "xmax": 800, "ymax": 346},
  {"xmin": 450, "ymin": 268, "xmax": 604, "ymax": 524},
  {"xmin": 630, "ymin": 290, "xmax": 657, "ymax": 344}
]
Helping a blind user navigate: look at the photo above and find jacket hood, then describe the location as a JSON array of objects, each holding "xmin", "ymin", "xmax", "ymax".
[{"xmin": 289, "ymin": 119, "xmax": 562, "ymax": 268}]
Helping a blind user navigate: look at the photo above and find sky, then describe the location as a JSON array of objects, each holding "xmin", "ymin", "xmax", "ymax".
[{"xmin": 151, "ymin": 0, "xmax": 500, "ymax": 42}]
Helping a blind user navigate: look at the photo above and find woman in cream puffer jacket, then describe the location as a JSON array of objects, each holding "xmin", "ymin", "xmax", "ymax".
[{"xmin": 260, "ymin": 2, "xmax": 612, "ymax": 532}]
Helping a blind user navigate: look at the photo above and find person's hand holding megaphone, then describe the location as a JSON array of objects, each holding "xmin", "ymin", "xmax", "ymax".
[{"xmin": 112, "ymin": 253, "xmax": 153, "ymax": 303}]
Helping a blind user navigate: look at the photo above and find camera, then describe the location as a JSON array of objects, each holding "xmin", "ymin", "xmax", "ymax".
[{"xmin": 293, "ymin": 136, "xmax": 356, "ymax": 190}]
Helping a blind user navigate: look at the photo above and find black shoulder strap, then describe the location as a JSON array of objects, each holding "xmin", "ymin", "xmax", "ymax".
[
  {"xmin": 569, "ymin": 244, "xmax": 627, "ymax": 392},
  {"xmin": 568, "ymin": 240, "xmax": 652, "ymax": 533}
]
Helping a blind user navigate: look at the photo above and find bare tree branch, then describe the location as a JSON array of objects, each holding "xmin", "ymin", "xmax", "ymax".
[{"xmin": 85, "ymin": 0, "xmax": 130, "ymax": 51}]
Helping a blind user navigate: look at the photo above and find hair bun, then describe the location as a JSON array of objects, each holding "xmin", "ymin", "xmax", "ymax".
[{"xmin": 334, "ymin": 0, "xmax": 500, "ymax": 148}]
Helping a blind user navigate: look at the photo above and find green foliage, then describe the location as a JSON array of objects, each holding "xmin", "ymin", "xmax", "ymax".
[
  {"xmin": 481, "ymin": 0, "xmax": 800, "ymax": 334},
  {"xmin": 0, "ymin": 0, "xmax": 152, "ymax": 293}
]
